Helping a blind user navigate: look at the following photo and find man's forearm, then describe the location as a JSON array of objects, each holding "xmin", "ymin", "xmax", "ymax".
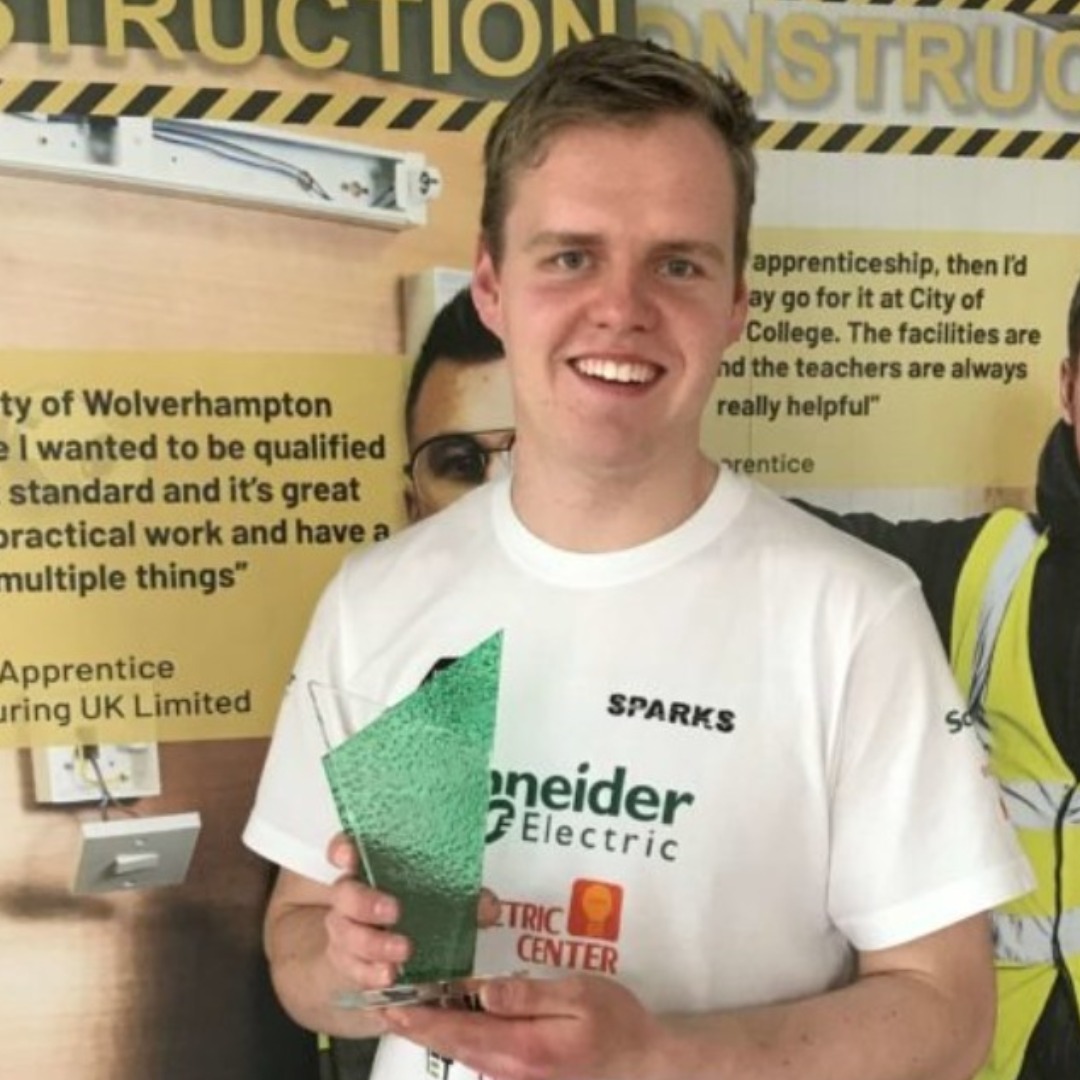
[
  {"xmin": 266, "ymin": 900, "xmax": 389, "ymax": 1040},
  {"xmin": 652, "ymin": 967, "xmax": 992, "ymax": 1080}
]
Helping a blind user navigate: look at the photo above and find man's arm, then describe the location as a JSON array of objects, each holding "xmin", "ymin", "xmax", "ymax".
[
  {"xmin": 383, "ymin": 913, "xmax": 995, "ymax": 1080},
  {"xmin": 658, "ymin": 914, "xmax": 995, "ymax": 1079}
]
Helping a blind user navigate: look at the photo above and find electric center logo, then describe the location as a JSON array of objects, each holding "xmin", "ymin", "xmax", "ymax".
[
  {"xmin": 499, "ymin": 878, "xmax": 626, "ymax": 975},
  {"xmin": 485, "ymin": 761, "xmax": 694, "ymax": 863},
  {"xmin": 425, "ymin": 879, "xmax": 628, "ymax": 1080}
]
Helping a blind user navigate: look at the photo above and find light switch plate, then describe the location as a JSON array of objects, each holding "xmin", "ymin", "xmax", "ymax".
[{"xmin": 73, "ymin": 812, "xmax": 201, "ymax": 894}]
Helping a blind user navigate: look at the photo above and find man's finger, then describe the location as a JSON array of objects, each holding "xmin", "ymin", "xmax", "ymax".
[
  {"xmin": 478, "ymin": 887, "xmax": 501, "ymax": 928},
  {"xmin": 327, "ymin": 831, "xmax": 360, "ymax": 872},
  {"xmin": 326, "ymin": 908, "xmax": 411, "ymax": 963},
  {"xmin": 329, "ymin": 876, "xmax": 400, "ymax": 926},
  {"xmin": 329, "ymin": 954, "xmax": 400, "ymax": 991},
  {"xmin": 479, "ymin": 975, "xmax": 576, "ymax": 1019},
  {"xmin": 384, "ymin": 1004, "xmax": 533, "ymax": 1077}
]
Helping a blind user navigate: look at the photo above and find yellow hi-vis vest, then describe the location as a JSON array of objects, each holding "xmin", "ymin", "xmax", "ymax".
[{"xmin": 951, "ymin": 509, "xmax": 1080, "ymax": 1080}]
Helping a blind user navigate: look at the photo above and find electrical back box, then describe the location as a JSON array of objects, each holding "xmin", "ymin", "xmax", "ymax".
[{"xmin": 31, "ymin": 742, "xmax": 162, "ymax": 804}]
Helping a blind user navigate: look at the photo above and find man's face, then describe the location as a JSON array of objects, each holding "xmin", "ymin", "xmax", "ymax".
[
  {"xmin": 1061, "ymin": 356, "xmax": 1080, "ymax": 459},
  {"xmin": 472, "ymin": 113, "xmax": 748, "ymax": 479},
  {"xmin": 405, "ymin": 355, "xmax": 513, "ymax": 521}
]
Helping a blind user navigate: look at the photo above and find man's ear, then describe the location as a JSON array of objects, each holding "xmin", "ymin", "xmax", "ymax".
[
  {"xmin": 404, "ymin": 482, "xmax": 421, "ymax": 524},
  {"xmin": 1060, "ymin": 358, "xmax": 1077, "ymax": 426},
  {"xmin": 726, "ymin": 275, "xmax": 750, "ymax": 350},
  {"xmin": 471, "ymin": 236, "xmax": 503, "ymax": 340}
]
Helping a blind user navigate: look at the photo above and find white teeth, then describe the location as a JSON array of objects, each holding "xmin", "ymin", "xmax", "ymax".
[{"xmin": 575, "ymin": 357, "xmax": 656, "ymax": 384}]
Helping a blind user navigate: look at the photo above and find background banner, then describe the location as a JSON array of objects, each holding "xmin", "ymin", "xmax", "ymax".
[{"xmin": 0, "ymin": 3, "xmax": 1076, "ymax": 1077}]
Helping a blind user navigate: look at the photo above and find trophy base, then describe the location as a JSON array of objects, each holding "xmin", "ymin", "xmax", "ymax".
[{"xmin": 333, "ymin": 973, "xmax": 513, "ymax": 1011}]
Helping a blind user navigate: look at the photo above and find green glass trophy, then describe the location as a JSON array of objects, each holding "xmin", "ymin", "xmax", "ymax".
[{"xmin": 310, "ymin": 631, "xmax": 502, "ymax": 1009}]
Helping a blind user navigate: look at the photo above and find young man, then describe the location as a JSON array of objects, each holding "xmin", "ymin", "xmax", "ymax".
[
  {"xmin": 799, "ymin": 276, "xmax": 1080, "ymax": 1080},
  {"xmin": 402, "ymin": 288, "xmax": 512, "ymax": 523},
  {"xmin": 244, "ymin": 36, "xmax": 1031, "ymax": 1080}
]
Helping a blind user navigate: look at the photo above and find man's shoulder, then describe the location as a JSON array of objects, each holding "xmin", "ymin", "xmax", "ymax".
[
  {"xmin": 736, "ymin": 477, "xmax": 922, "ymax": 588},
  {"xmin": 332, "ymin": 482, "xmax": 498, "ymax": 595}
]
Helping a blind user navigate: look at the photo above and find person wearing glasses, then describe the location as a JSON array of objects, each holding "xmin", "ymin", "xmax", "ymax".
[
  {"xmin": 403, "ymin": 288, "xmax": 513, "ymax": 523},
  {"xmin": 247, "ymin": 36, "xmax": 1031, "ymax": 1080}
]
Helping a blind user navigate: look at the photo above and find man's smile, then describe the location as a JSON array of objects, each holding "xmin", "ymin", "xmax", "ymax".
[{"xmin": 570, "ymin": 356, "xmax": 662, "ymax": 386}]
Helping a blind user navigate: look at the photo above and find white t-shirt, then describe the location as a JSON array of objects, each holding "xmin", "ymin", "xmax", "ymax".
[{"xmin": 244, "ymin": 471, "xmax": 1031, "ymax": 1080}]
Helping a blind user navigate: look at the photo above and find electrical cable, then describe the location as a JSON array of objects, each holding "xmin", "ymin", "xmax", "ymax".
[
  {"xmin": 82, "ymin": 747, "xmax": 140, "ymax": 822},
  {"xmin": 153, "ymin": 119, "xmax": 332, "ymax": 200}
]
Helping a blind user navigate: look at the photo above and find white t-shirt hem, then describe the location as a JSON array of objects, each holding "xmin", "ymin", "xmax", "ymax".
[{"xmin": 840, "ymin": 857, "xmax": 1034, "ymax": 952}]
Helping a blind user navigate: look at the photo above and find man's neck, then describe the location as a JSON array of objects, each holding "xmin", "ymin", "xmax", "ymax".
[{"xmin": 508, "ymin": 451, "xmax": 720, "ymax": 554}]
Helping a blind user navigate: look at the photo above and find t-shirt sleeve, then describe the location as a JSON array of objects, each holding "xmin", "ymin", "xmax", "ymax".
[
  {"xmin": 242, "ymin": 566, "xmax": 351, "ymax": 885},
  {"xmin": 826, "ymin": 580, "xmax": 1033, "ymax": 951}
]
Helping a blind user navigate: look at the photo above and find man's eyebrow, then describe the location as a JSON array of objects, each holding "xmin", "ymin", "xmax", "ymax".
[
  {"xmin": 524, "ymin": 232, "xmax": 726, "ymax": 265},
  {"xmin": 525, "ymin": 231, "xmax": 600, "ymax": 252},
  {"xmin": 656, "ymin": 239, "xmax": 727, "ymax": 265}
]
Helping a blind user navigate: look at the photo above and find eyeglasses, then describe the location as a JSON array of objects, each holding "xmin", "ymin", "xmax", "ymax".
[{"xmin": 405, "ymin": 428, "xmax": 516, "ymax": 511}]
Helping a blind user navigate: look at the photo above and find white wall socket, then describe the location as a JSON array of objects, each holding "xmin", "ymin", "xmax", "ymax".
[
  {"xmin": 73, "ymin": 812, "xmax": 201, "ymax": 894},
  {"xmin": 31, "ymin": 742, "xmax": 162, "ymax": 804}
]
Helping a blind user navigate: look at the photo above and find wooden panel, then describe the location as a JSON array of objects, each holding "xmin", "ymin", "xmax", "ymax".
[{"xmin": 0, "ymin": 741, "xmax": 318, "ymax": 1078}]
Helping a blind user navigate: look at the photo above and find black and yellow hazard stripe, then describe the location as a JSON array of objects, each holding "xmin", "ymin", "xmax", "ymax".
[
  {"xmin": 0, "ymin": 78, "xmax": 502, "ymax": 133},
  {"xmin": 1, "ymin": 77, "xmax": 1078, "ymax": 160},
  {"xmin": 756, "ymin": 118, "xmax": 1080, "ymax": 158}
]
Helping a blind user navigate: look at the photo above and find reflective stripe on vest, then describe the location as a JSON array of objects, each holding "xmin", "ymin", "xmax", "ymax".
[
  {"xmin": 968, "ymin": 515, "xmax": 1080, "ymax": 969},
  {"xmin": 968, "ymin": 514, "xmax": 1040, "ymax": 750},
  {"xmin": 995, "ymin": 904, "xmax": 1080, "ymax": 964},
  {"xmin": 965, "ymin": 514, "xmax": 1067, "ymax": 970},
  {"xmin": 1000, "ymin": 779, "xmax": 1080, "ymax": 830},
  {"xmin": 993, "ymin": 780, "xmax": 1080, "ymax": 965}
]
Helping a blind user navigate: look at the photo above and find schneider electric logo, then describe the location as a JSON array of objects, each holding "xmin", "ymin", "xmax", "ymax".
[{"xmin": 486, "ymin": 762, "xmax": 694, "ymax": 863}]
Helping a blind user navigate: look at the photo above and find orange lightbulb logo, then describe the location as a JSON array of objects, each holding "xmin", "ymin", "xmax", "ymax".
[{"xmin": 568, "ymin": 879, "xmax": 623, "ymax": 941}]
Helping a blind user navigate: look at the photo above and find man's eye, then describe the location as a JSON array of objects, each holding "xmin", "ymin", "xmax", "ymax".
[
  {"xmin": 552, "ymin": 250, "xmax": 588, "ymax": 271},
  {"xmin": 662, "ymin": 257, "xmax": 700, "ymax": 279},
  {"xmin": 428, "ymin": 441, "xmax": 487, "ymax": 483}
]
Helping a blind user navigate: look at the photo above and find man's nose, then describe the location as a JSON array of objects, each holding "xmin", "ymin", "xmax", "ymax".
[{"xmin": 587, "ymin": 264, "xmax": 657, "ymax": 332}]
